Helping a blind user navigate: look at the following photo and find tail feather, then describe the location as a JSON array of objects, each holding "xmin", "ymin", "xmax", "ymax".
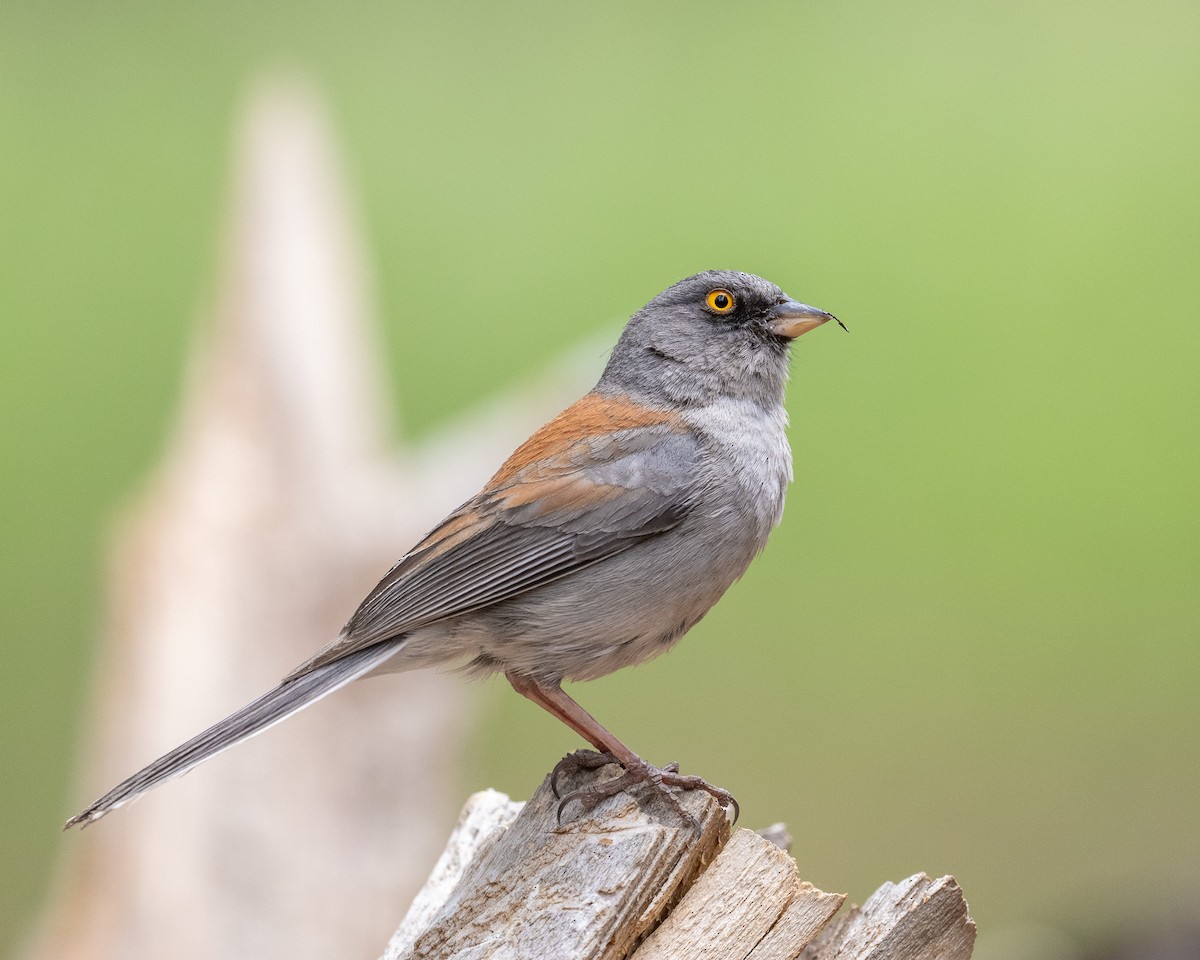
[{"xmin": 64, "ymin": 642, "xmax": 396, "ymax": 829}]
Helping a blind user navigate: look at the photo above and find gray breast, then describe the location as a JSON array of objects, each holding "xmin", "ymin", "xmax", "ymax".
[{"xmin": 685, "ymin": 396, "xmax": 792, "ymax": 546}]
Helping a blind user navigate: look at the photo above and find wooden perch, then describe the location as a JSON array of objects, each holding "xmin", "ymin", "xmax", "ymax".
[{"xmin": 384, "ymin": 763, "xmax": 975, "ymax": 960}]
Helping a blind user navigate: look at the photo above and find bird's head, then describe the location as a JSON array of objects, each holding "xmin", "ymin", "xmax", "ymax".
[{"xmin": 602, "ymin": 270, "xmax": 839, "ymax": 407}]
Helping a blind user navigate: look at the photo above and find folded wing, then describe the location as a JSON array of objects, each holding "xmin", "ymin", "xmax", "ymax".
[{"xmin": 287, "ymin": 404, "xmax": 701, "ymax": 680}]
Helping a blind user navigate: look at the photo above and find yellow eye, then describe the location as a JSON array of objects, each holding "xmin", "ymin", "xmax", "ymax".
[{"xmin": 706, "ymin": 289, "xmax": 736, "ymax": 313}]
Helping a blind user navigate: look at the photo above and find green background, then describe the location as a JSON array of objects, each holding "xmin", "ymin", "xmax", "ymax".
[{"xmin": 2, "ymin": 0, "xmax": 1198, "ymax": 956}]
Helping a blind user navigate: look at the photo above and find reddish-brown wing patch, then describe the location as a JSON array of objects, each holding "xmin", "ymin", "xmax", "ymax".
[
  {"xmin": 491, "ymin": 474, "xmax": 627, "ymax": 515},
  {"xmin": 406, "ymin": 505, "xmax": 495, "ymax": 564},
  {"xmin": 489, "ymin": 392, "xmax": 683, "ymax": 485}
]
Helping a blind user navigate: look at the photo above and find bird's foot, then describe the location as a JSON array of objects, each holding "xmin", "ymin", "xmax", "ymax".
[
  {"xmin": 550, "ymin": 748, "xmax": 739, "ymax": 831},
  {"xmin": 550, "ymin": 748, "xmax": 619, "ymax": 796}
]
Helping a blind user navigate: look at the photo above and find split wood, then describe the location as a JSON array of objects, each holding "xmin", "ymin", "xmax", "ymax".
[{"xmin": 384, "ymin": 762, "xmax": 975, "ymax": 960}]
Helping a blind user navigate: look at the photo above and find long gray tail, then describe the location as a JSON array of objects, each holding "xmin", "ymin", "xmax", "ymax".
[{"xmin": 64, "ymin": 642, "xmax": 396, "ymax": 829}]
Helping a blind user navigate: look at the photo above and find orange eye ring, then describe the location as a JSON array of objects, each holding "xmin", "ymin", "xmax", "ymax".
[{"xmin": 706, "ymin": 289, "xmax": 736, "ymax": 314}]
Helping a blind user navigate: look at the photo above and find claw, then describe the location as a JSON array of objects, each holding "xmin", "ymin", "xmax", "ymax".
[
  {"xmin": 549, "ymin": 749, "xmax": 735, "ymax": 833},
  {"xmin": 551, "ymin": 749, "xmax": 616, "ymax": 799}
]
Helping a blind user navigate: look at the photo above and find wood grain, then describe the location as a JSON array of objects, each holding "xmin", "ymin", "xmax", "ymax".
[{"xmin": 386, "ymin": 770, "xmax": 974, "ymax": 960}]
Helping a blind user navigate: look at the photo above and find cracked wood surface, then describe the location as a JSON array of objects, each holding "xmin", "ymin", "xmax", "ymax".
[{"xmin": 385, "ymin": 765, "xmax": 975, "ymax": 960}]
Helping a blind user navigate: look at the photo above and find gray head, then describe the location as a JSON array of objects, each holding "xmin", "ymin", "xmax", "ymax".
[{"xmin": 599, "ymin": 270, "xmax": 836, "ymax": 408}]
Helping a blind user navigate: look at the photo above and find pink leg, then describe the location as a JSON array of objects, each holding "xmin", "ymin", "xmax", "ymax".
[
  {"xmin": 506, "ymin": 670, "xmax": 638, "ymax": 760},
  {"xmin": 505, "ymin": 671, "xmax": 737, "ymax": 829}
]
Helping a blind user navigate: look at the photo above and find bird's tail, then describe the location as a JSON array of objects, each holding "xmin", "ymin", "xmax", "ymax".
[{"xmin": 64, "ymin": 642, "xmax": 396, "ymax": 829}]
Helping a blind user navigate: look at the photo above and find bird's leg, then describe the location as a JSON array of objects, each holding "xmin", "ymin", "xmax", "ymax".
[{"xmin": 504, "ymin": 671, "xmax": 738, "ymax": 830}]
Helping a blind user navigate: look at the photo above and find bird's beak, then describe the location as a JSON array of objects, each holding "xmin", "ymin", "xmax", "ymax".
[{"xmin": 766, "ymin": 300, "xmax": 842, "ymax": 339}]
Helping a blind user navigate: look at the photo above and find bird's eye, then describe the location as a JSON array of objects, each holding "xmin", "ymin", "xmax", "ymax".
[{"xmin": 706, "ymin": 289, "xmax": 736, "ymax": 314}]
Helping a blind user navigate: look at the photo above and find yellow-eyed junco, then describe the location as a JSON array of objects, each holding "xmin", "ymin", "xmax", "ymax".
[{"xmin": 66, "ymin": 270, "xmax": 840, "ymax": 830}]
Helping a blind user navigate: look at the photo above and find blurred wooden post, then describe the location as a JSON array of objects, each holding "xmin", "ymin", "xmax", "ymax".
[
  {"xmin": 383, "ymin": 763, "xmax": 976, "ymax": 960},
  {"xmin": 28, "ymin": 78, "xmax": 591, "ymax": 960}
]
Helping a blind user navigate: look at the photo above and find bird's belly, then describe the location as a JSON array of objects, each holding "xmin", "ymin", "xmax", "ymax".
[{"xmin": 454, "ymin": 502, "xmax": 774, "ymax": 683}]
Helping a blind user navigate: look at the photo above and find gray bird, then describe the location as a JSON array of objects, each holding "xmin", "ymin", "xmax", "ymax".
[{"xmin": 66, "ymin": 270, "xmax": 840, "ymax": 830}]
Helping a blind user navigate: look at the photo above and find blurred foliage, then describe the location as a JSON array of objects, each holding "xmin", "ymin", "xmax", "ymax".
[{"xmin": 2, "ymin": 0, "xmax": 1198, "ymax": 955}]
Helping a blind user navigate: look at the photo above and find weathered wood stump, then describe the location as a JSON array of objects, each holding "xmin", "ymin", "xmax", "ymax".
[{"xmin": 384, "ymin": 762, "xmax": 976, "ymax": 960}]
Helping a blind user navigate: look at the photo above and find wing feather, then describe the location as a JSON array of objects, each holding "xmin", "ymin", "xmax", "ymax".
[{"xmin": 286, "ymin": 403, "xmax": 700, "ymax": 680}]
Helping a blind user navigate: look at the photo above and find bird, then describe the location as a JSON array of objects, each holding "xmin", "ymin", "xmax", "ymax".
[{"xmin": 65, "ymin": 270, "xmax": 841, "ymax": 831}]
